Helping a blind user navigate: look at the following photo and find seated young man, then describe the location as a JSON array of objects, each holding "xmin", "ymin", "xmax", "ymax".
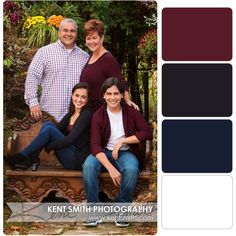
[{"xmin": 82, "ymin": 77, "xmax": 152, "ymax": 227}]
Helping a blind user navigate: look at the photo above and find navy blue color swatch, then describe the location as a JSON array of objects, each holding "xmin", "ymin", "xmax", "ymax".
[
  {"xmin": 162, "ymin": 64, "xmax": 232, "ymax": 117},
  {"xmin": 162, "ymin": 120, "xmax": 232, "ymax": 173}
]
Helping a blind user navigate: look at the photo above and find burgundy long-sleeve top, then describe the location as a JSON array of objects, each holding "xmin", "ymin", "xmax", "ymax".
[
  {"xmin": 90, "ymin": 101, "xmax": 152, "ymax": 165},
  {"xmin": 80, "ymin": 52, "xmax": 129, "ymax": 111}
]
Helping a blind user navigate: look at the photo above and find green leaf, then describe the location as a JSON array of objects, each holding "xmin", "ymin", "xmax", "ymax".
[{"xmin": 3, "ymin": 58, "xmax": 13, "ymax": 68}]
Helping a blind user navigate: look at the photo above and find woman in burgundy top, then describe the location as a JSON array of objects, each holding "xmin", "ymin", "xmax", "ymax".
[
  {"xmin": 80, "ymin": 19, "xmax": 138, "ymax": 112},
  {"xmin": 5, "ymin": 83, "xmax": 92, "ymax": 171}
]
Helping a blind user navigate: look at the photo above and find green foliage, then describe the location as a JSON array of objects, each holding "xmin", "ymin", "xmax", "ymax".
[
  {"xmin": 144, "ymin": 13, "xmax": 157, "ymax": 27},
  {"xmin": 3, "ymin": 14, "xmax": 12, "ymax": 31},
  {"xmin": 4, "ymin": 75, "xmax": 28, "ymax": 119},
  {"xmin": 3, "ymin": 1, "xmax": 24, "ymax": 35},
  {"xmin": 4, "ymin": 6, "xmax": 32, "ymax": 119},
  {"xmin": 83, "ymin": 0, "xmax": 112, "ymax": 21},
  {"xmin": 26, "ymin": 23, "xmax": 58, "ymax": 48},
  {"xmin": 137, "ymin": 29, "xmax": 157, "ymax": 65},
  {"xmin": 21, "ymin": 1, "xmax": 63, "ymax": 19},
  {"xmin": 3, "ymin": 58, "xmax": 13, "ymax": 68},
  {"xmin": 4, "ymin": 38, "xmax": 30, "ymax": 74}
]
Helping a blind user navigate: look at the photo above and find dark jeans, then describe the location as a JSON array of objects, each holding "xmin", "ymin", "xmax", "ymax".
[
  {"xmin": 82, "ymin": 149, "xmax": 139, "ymax": 203},
  {"xmin": 21, "ymin": 121, "xmax": 77, "ymax": 170}
]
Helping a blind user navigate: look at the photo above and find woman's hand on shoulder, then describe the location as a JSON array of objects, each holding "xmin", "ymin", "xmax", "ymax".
[{"xmin": 126, "ymin": 100, "xmax": 140, "ymax": 110}]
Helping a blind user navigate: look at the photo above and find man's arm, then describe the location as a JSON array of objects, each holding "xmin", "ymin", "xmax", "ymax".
[
  {"xmin": 112, "ymin": 108, "xmax": 152, "ymax": 159},
  {"xmin": 112, "ymin": 135, "xmax": 140, "ymax": 160},
  {"xmin": 24, "ymin": 49, "xmax": 44, "ymax": 120}
]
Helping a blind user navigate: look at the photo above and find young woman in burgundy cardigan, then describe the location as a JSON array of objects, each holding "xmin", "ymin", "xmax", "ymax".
[
  {"xmin": 5, "ymin": 82, "xmax": 92, "ymax": 171},
  {"xmin": 82, "ymin": 77, "xmax": 152, "ymax": 227},
  {"xmin": 80, "ymin": 19, "xmax": 139, "ymax": 112}
]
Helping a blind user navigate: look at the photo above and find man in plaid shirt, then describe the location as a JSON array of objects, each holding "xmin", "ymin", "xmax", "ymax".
[{"xmin": 24, "ymin": 18, "xmax": 89, "ymax": 122}]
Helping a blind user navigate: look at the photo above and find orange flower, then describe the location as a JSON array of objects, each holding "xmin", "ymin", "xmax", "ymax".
[{"xmin": 47, "ymin": 15, "xmax": 65, "ymax": 28}]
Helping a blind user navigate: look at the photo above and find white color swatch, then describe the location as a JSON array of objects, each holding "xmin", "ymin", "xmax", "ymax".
[{"xmin": 161, "ymin": 175, "xmax": 233, "ymax": 229}]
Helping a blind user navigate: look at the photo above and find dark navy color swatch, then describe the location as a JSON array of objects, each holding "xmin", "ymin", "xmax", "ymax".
[
  {"xmin": 162, "ymin": 120, "xmax": 232, "ymax": 173},
  {"xmin": 162, "ymin": 64, "xmax": 232, "ymax": 117}
]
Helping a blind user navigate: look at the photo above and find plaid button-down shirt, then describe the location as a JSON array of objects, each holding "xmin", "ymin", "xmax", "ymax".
[{"xmin": 24, "ymin": 40, "xmax": 89, "ymax": 121}]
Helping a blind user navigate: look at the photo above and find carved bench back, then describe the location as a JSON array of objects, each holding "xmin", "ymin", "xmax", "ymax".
[{"xmin": 11, "ymin": 112, "xmax": 61, "ymax": 167}]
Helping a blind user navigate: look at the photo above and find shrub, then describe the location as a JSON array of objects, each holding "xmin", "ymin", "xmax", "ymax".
[{"xmin": 137, "ymin": 28, "xmax": 157, "ymax": 65}]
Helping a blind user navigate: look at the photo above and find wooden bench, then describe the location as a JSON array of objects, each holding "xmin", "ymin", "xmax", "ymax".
[{"xmin": 5, "ymin": 112, "xmax": 151, "ymax": 202}]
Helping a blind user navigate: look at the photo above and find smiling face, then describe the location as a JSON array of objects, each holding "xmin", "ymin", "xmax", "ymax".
[
  {"xmin": 58, "ymin": 22, "xmax": 77, "ymax": 49},
  {"xmin": 85, "ymin": 31, "xmax": 104, "ymax": 52},
  {"xmin": 103, "ymin": 85, "xmax": 123, "ymax": 112},
  {"xmin": 72, "ymin": 88, "xmax": 88, "ymax": 112}
]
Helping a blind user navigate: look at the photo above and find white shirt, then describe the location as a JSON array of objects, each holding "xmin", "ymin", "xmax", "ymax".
[{"xmin": 106, "ymin": 108, "xmax": 129, "ymax": 151}]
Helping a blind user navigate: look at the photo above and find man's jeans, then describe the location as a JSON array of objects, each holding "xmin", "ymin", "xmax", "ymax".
[
  {"xmin": 82, "ymin": 149, "xmax": 139, "ymax": 203},
  {"xmin": 21, "ymin": 121, "xmax": 77, "ymax": 169}
]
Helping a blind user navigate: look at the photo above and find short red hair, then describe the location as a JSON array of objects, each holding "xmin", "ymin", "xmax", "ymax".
[{"xmin": 84, "ymin": 19, "xmax": 104, "ymax": 37}]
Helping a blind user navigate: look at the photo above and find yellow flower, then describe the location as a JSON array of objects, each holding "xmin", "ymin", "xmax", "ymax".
[{"xmin": 22, "ymin": 16, "xmax": 46, "ymax": 30}]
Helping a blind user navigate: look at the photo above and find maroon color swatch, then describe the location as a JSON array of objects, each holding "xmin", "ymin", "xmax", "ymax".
[{"xmin": 162, "ymin": 8, "xmax": 232, "ymax": 61}]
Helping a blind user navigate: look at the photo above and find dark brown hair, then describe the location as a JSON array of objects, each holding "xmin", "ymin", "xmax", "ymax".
[
  {"xmin": 101, "ymin": 77, "xmax": 125, "ymax": 95},
  {"xmin": 68, "ymin": 82, "xmax": 90, "ymax": 114},
  {"xmin": 84, "ymin": 19, "xmax": 104, "ymax": 38}
]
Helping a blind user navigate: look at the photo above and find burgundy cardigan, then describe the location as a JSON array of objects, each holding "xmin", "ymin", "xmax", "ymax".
[{"xmin": 90, "ymin": 102, "xmax": 152, "ymax": 164}]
